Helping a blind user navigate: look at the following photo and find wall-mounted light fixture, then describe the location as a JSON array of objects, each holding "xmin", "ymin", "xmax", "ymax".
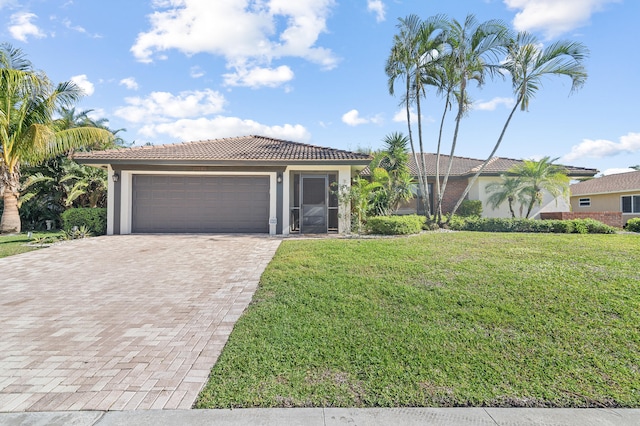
[
  {"xmin": 276, "ymin": 174, "xmax": 283, "ymax": 184},
  {"xmin": 112, "ymin": 172, "xmax": 120, "ymax": 183}
]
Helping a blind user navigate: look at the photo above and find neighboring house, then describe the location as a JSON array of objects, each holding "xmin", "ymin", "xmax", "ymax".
[
  {"xmin": 364, "ymin": 154, "xmax": 598, "ymax": 219},
  {"xmin": 74, "ymin": 135, "xmax": 371, "ymax": 235},
  {"xmin": 570, "ymin": 170, "xmax": 640, "ymax": 225}
]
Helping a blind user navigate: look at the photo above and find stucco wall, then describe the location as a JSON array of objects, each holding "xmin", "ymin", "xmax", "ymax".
[{"xmin": 473, "ymin": 177, "xmax": 571, "ymax": 219}]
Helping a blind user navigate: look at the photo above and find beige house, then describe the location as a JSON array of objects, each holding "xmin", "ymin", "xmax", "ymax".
[
  {"xmin": 74, "ymin": 135, "xmax": 371, "ymax": 235},
  {"xmin": 570, "ymin": 170, "xmax": 640, "ymax": 225}
]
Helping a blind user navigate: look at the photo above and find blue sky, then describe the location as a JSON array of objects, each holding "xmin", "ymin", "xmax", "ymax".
[{"xmin": 1, "ymin": 0, "xmax": 638, "ymax": 175}]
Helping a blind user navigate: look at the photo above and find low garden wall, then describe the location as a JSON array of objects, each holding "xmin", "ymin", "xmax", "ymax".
[{"xmin": 540, "ymin": 212, "xmax": 623, "ymax": 228}]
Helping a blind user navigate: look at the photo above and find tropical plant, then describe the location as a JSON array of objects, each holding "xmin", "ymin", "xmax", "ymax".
[
  {"xmin": 369, "ymin": 132, "xmax": 415, "ymax": 214},
  {"xmin": 334, "ymin": 178, "xmax": 382, "ymax": 234},
  {"xmin": 630, "ymin": 165, "xmax": 640, "ymax": 171},
  {"xmin": 0, "ymin": 43, "xmax": 113, "ymax": 233},
  {"xmin": 386, "ymin": 15, "xmax": 588, "ymax": 228},
  {"xmin": 435, "ymin": 15, "xmax": 510, "ymax": 224},
  {"xmin": 385, "ymin": 15, "xmax": 448, "ymax": 219},
  {"xmin": 449, "ymin": 32, "xmax": 588, "ymax": 220},
  {"xmin": 485, "ymin": 175, "xmax": 526, "ymax": 218},
  {"xmin": 509, "ymin": 157, "xmax": 570, "ymax": 218}
]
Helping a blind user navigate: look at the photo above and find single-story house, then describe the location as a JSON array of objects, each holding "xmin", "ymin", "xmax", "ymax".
[
  {"xmin": 366, "ymin": 154, "xmax": 598, "ymax": 218},
  {"xmin": 570, "ymin": 170, "xmax": 640, "ymax": 225},
  {"xmin": 73, "ymin": 135, "xmax": 371, "ymax": 235}
]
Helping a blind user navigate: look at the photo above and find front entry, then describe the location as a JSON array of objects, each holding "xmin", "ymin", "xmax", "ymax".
[{"xmin": 301, "ymin": 175, "xmax": 327, "ymax": 233}]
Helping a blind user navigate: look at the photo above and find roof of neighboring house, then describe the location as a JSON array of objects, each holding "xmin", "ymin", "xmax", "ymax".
[
  {"xmin": 73, "ymin": 135, "xmax": 372, "ymax": 165},
  {"xmin": 570, "ymin": 170, "xmax": 640, "ymax": 196},
  {"xmin": 362, "ymin": 153, "xmax": 598, "ymax": 177}
]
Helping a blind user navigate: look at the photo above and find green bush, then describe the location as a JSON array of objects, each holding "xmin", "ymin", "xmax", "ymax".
[
  {"xmin": 457, "ymin": 200, "xmax": 483, "ymax": 218},
  {"xmin": 625, "ymin": 218, "xmax": 640, "ymax": 233},
  {"xmin": 367, "ymin": 215, "xmax": 425, "ymax": 235},
  {"xmin": 61, "ymin": 208, "xmax": 107, "ymax": 236},
  {"xmin": 447, "ymin": 216, "xmax": 616, "ymax": 234}
]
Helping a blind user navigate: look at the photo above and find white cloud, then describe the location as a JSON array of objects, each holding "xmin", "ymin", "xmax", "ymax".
[
  {"xmin": 223, "ymin": 65, "xmax": 294, "ymax": 88},
  {"xmin": 131, "ymin": 0, "xmax": 338, "ymax": 88},
  {"xmin": 190, "ymin": 66, "xmax": 205, "ymax": 78},
  {"xmin": 119, "ymin": 77, "xmax": 139, "ymax": 91},
  {"xmin": 61, "ymin": 18, "xmax": 101, "ymax": 38},
  {"xmin": 561, "ymin": 132, "xmax": 640, "ymax": 162},
  {"xmin": 0, "ymin": 0, "xmax": 18, "ymax": 9},
  {"xmin": 474, "ymin": 97, "xmax": 515, "ymax": 111},
  {"xmin": 392, "ymin": 108, "xmax": 434, "ymax": 126},
  {"xmin": 367, "ymin": 0, "xmax": 386, "ymax": 22},
  {"xmin": 504, "ymin": 0, "xmax": 619, "ymax": 39},
  {"xmin": 342, "ymin": 109, "xmax": 382, "ymax": 126},
  {"xmin": 70, "ymin": 74, "xmax": 94, "ymax": 96},
  {"xmin": 9, "ymin": 12, "xmax": 46, "ymax": 42},
  {"xmin": 139, "ymin": 116, "xmax": 310, "ymax": 143},
  {"xmin": 114, "ymin": 89, "xmax": 226, "ymax": 124}
]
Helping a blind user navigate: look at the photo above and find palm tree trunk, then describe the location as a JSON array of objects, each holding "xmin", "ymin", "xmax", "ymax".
[
  {"xmin": 1, "ymin": 192, "xmax": 21, "ymax": 233},
  {"xmin": 434, "ymin": 91, "xmax": 451, "ymax": 223},
  {"xmin": 415, "ymin": 88, "xmax": 431, "ymax": 219},
  {"xmin": 0, "ymin": 163, "xmax": 22, "ymax": 233},
  {"xmin": 446, "ymin": 95, "xmax": 522, "ymax": 222},
  {"xmin": 405, "ymin": 79, "xmax": 429, "ymax": 221},
  {"xmin": 438, "ymin": 82, "xmax": 466, "ymax": 225}
]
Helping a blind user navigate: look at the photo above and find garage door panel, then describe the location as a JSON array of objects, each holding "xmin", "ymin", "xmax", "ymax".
[{"xmin": 132, "ymin": 175, "xmax": 269, "ymax": 233}]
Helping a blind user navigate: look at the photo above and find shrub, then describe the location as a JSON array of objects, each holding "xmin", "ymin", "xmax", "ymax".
[
  {"xmin": 446, "ymin": 216, "xmax": 616, "ymax": 234},
  {"xmin": 61, "ymin": 208, "xmax": 107, "ymax": 236},
  {"xmin": 457, "ymin": 200, "xmax": 483, "ymax": 218},
  {"xmin": 577, "ymin": 218, "xmax": 616, "ymax": 234},
  {"xmin": 367, "ymin": 215, "xmax": 425, "ymax": 235},
  {"xmin": 625, "ymin": 218, "xmax": 640, "ymax": 233}
]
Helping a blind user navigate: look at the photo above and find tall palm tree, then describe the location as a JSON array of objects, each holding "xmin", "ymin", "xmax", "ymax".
[
  {"xmin": 386, "ymin": 14, "xmax": 430, "ymax": 218},
  {"xmin": 0, "ymin": 43, "xmax": 113, "ymax": 233},
  {"xmin": 509, "ymin": 157, "xmax": 570, "ymax": 218},
  {"xmin": 436, "ymin": 15, "xmax": 510, "ymax": 224},
  {"xmin": 449, "ymin": 32, "xmax": 588, "ymax": 220}
]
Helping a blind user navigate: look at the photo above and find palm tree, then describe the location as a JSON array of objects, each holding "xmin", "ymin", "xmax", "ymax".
[
  {"xmin": 508, "ymin": 157, "xmax": 570, "ymax": 218},
  {"xmin": 386, "ymin": 14, "xmax": 430, "ymax": 218},
  {"xmin": 449, "ymin": 32, "xmax": 588, "ymax": 220},
  {"xmin": 436, "ymin": 15, "xmax": 510, "ymax": 224},
  {"xmin": 370, "ymin": 132, "xmax": 414, "ymax": 214},
  {"xmin": 485, "ymin": 175, "xmax": 525, "ymax": 218},
  {"xmin": 0, "ymin": 43, "xmax": 113, "ymax": 233}
]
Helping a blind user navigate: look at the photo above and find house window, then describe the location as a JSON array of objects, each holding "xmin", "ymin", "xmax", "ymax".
[
  {"xmin": 621, "ymin": 195, "xmax": 640, "ymax": 213},
  {"xmin": 578, "ymin": 198, "xmax": 591, "ymax": 207}
]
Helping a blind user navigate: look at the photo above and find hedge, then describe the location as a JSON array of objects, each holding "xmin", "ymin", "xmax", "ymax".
[
  {"xmin": 625, "ymin": 218, "xmax": 640, "ymax": 233},
  {"xmin": 366, "ymin": 215, "xmax": 425, "ymax": 235},
  {"xmin": 61, "ymin": 208, "xmax": 107, "ymax": 235},
  {"xmin": 457, "ymin": 199, "xmax": 483, "ymax": 218},
  {"xmin": 447, "ymin": 217, "xmax": 616, "ymax": 234}
]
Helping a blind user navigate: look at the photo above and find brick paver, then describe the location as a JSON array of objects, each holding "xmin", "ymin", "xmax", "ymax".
[{"xmin": 0, "ymin": 234, "xmax": 281, "ymax": 412}]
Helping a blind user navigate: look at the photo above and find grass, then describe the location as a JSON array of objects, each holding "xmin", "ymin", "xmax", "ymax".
[
  {"xmin": 0, "ymin": 231, "xmax": 63, "ymax": 259},
  {"xmin": 196, "ymin": 232, "xmax": 640, "ymax": 409}
]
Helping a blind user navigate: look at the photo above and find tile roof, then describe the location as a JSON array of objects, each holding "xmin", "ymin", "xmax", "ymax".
[
  {"xmin": 570, "ymin": 170, "xmax": 640, "ymax": 196},
  {"xmin": 73, "ymin": 135, "xmax": 372, "ymax": 163},
  {"xmin": 363, "ymin": 154, "xmax": 597, "ymax": 177}
]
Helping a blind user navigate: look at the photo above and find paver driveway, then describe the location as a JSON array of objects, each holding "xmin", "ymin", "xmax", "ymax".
[{"xmin": 0, "ymin": 234, "xmax": 281, "ymax": 412}]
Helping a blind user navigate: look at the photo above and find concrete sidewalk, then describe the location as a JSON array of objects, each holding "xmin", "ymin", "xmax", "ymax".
[{"xmin": 1, "ymin": 408, "xmax": 639, "ymax": 425}]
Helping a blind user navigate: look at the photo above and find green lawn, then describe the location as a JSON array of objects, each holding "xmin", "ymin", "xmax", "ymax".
[
  {"xmin": 196, "ymin": 232, "xmax": 640, "ymax": 409},
  {"xmin": 0, "ymin": 232, "xmax": 61, "ymax": 259}
]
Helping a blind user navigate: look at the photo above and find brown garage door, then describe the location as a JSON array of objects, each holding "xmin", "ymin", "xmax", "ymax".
[{"xmin": 132, "ymin": 175, "xmax": 270, "ymax": 233}]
